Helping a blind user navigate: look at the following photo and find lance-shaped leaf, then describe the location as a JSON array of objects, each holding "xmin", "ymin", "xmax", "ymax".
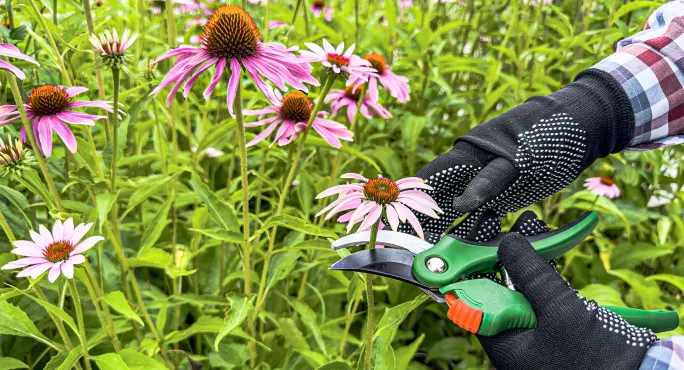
[
  {"xmin": 214, "ymin": 293, "xmax": 255, "ymax": 350},
  {"xmin": 191, "ymin": 172, "xmax": 239, "ymax": 232},
  {"xmin": 104, "ymin": 291, "xmax": 144, "ymax": 326}
]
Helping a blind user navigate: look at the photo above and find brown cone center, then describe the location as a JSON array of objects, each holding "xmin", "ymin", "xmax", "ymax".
[
  {"xmin": 201, "ymin": 5, "xmax": 261, "ymax": 58},
  {"xmin": 364, "ymin": 52, "xmax": 387, "ymax": 74},
  {"xmin": 363, "ymin": 178, "xmax": 399, "ymax": 204},
  {"xmin": 600, "ymin": 177, "xmax": 615, "ymax": 186},
  {"xmin": 280, "ymin": 92, "xmax": 313, "ymax": 123},
  {"xmin": 43, "ymin": 241, "xmax": 74, "ymax": 263},
  {"xmin": 28, "ymin": 85, "xmax": 72, "ymax": 116},
  {"xmin": 344, "ymin": 84, "xmax": 364, "ymax": 101}
]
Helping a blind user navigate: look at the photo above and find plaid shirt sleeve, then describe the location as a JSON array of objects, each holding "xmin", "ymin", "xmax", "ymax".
[
  {"xmin": 639, "ymin": 337, "xmax": 684, "ymax": 370},
  {"xmin": 593, "ymin": 0, "xmax": 684, "ymax": 151}
]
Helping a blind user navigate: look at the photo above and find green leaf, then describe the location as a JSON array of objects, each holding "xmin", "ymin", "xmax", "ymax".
[
  {"xmin": 189, "ymin": 229, "xmax": 242, "ymax": 243},
  {"xmin": 426, "ymin": 337, "xmax": 470, "ymax": 362},
  {"xmin": 103, "ymin": 291, "xmax": 144, "ymax": 326},
  {"xmin": 191, "ymin": 171, "xmax": 239, "ymax": 232},
  {"xmin": 96, "ymin": 192, "xmax": 118, "ymax": 233},
  {"xmin": 307, "ymin": 137, "xmax": 381, "ymax": 172},
  {"xmin": 91, "ymin": 353, "xmax": 132, "ymax": 370},
  {"xmin": 292, "ymin": 300, "xmax": 327, "ymax": 356},
  {"xmin": 129, "ymin": 248, "xmax": 196, "ymax": 279},
  {"xmin": 194, "ymin": 121, "xmax": 235, "ymax": 159},
  {"xmin": 11, "ymin": 289, "xmax": 79, "ymax": 337},
  {"xmin": 296, "ymin": 350, "xmax": 328, "ymax": 368},
  {"xmin": 165, "ymin": 315, "xmax": 223, "ymax": 344},
  {"xmin": 214, "ymin": 293, "xmax": 255, "ymax": 350},
  {"xmin": 137, "ymin": 197, "xmax": 173, "ymax": 256},
  {"xmin": 258, "ymin": 215, "xmax": 338, "ymax": 239},
  {"xmin": 0, "ymin": 301, "xmax": 53, "ymax": 345},
  {"xmin": 613, "ymin": 1, "xmax": 662, "ymax": 23},
  {"xmin": 43, "ymin": 348, "xmax": 83, "ymax": 370},
  {"xmin": 577, "ymin": 284, "xmax": 626, "ymax": 307},
  {"xmin": 645, "ymin": 274, "xmax": 684, "ymax": 293},
  {"xmin": 266, "ymin": 250, "xmax": 301, "ymax": 292},
  {"xmin": 0, "ymin": 357, "xmax": 28, "ymax": 369},
  {"xmin": 118, "ymin": 349, "xmax": 167, "ymax": 370},
  {"xmin": 394, "ymin": 334, "xmax": 425, "ymax": 370},
  {"xmin": 315, "ymin": 361, "xmax": 353, "ymax": 370},
  {"xmin": 608, "ymin": 269, "xmax": 666, "ymax": 309},
  {"xmin": 277, "ymin": 318, "xmax": 310, "ymax": 351},
  {"xmin": 123, "ymin": 174, "xmax": 176, "ymax": 218},
  {"xmin": 103, "ymin": 93, "xmax": 153, "ymax": 168},
  {"xmin": 657, "ymin": 218, "xmax": 672, "ymax": 246}
]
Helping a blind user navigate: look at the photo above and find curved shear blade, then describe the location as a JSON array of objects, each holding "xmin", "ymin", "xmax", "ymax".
[
  {"xmin": 331, "ymin": 230, "xmax": 434, "ymax": 254},
  {"xmin": 329, "ymin": 248, "xmax": 444, "ymax": 301}
]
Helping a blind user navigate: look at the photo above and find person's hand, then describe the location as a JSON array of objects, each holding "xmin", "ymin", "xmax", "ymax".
[
  {"xmin": 399, "ymin": 70, "xmax": 634, "ymax": 243},
  {"xmin": 471, "ymin": 233, "xmax": 656, "ymax": 370}
]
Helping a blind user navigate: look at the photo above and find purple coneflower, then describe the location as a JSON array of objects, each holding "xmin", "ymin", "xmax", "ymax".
[
  {"xmin": 350, "ymin": 53, "xmax": 410, "ymax": 103},
  {"xmin": 1, "ymin": 218, "xmax": 104, "ymax": 282},
  {"xmin": 310, "ymin": 0, "xmax": 333, "ymax": 22},
  {"xmin": 153, "ymin": 5, "xmax": 319, "ymax": 116},
  {"xmin": 584, "ymin": 177, "xmax": 621, "ymax": 199},
  {"xmin": 245, "ymin": 91, "xmax": 353, "ymax": 148},
  {"xmin": 326, "ymin": 84, "xmax": 392, "ymax": 122},
  {"xmin": 0, "ymin": 85, "xmax": 114, "ymax": 157},
  {"xmin": 300, "ymin": 39, "xmax": 376, "ymax": 82},
  {"xmin": 316, "ymin": 174, "xmax": 442, "ymax": 238},
  {"xmin": 0, "ymin": 43, "xmax": 39, "ymax": 80},
  {"xmin": 89, "ymin": 29, "xmax": 137, "ymax": 71}
]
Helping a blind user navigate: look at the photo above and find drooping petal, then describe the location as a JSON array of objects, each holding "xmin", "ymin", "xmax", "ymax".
[
  {"xmin": 357, "ymin": 204, "xmax": 383, "ymax": 233},
  {"xmin": 61, "ymin": 260, "xmax": 74, "ymax": 279},
  {"xmin": 393, "ymin": 202, "xmax": 424, "ymax": 239},
  {"xmin": 397, "ymin": 195, "xmax": 439, "ymax": 218},
  {"xmin": 0, "ymin": 60, "xmax": 26, "ymax": 80},
  {"xmin": 51, "ymin": 118, "xmax": 78, "ymax": 153},
  {"xmin": 48, "ymin": 262, "xmax": 63, "ymax": 282},
  {"xmin": 386, "ymin": 204, "xmax": 400, "ymax": 231},
  {"xmin": 36, "ymin": 116, "xmax": 54, "ymax": 157},
  {"xmin": 316, "ymin": 183, "xmax": 363, "ymax": 199},
  {"xmin": 226, "ymin": 58, "xmax": 241, "ymax": 118},
  {"xmin": 203, "ymin": 57, "xmax": 227, "ymax": 100},
  {"xmin": 1, "ymin": 257, "xmax": 48, "ymax": 269},
  {"xmin": 246, "ymin": 118, "xmax": 281, "ymax": 147},
  {"xmin": 65, "ymin": 87, "xmax": 89, "ymax": 98},
  {"xmin": 16, "ymin": 262, "xmax": 53, "ymax": 279},
  {"xmin": 69, "ymin": 254, "xmax": 86, "ymax": 265}
]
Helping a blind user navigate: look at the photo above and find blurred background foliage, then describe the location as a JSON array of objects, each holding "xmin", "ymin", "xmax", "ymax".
[{"xmin": 0, "ymin": 0, "xmax": 682, "ymax": 369}]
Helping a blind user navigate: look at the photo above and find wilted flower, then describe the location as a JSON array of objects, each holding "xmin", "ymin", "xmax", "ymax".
[
  {"xmin": 584, "ymin": 177, "xmax": 621, "ymax": 199},
  {"xmin": 89, "ymin": 29, "xmax": 138, "ymax": 71},
  {"xmin": 153, "ymin": 5, "xmax": 319, "ymax": 116},
  {"xmin": 0, "ymin": 85, "xmax": 114, "ymax": 157},
  {"xmin": 1, "ymin": 218, "xmax": 104, "ymax": 282},
  {"xmin": 0, "ymin": 43, "xmax": 39, "ymax": 80},
  {"xmin": 310, "ymin": 0, "xmax": 333, "ymax": 22},
  {"xmin": 300, "ymin": 40, "xmax": 376, "ymax": 82},
  {"xmin": 350, "ymin": 53, "xmax": 410, "ymax": 103},
  {"xmin": 0, "ymin": 134, "xmax": 34, "ymax": 178},
  {"xmin": 326, "ymin": 84, "xmax": 392, "ymax": 122},
  {"xmin": 316, "ymin": 174, "xmax": 442, "ymax": 238},
  {"xmin": 244, "ymin": 91, "xmax": 353, "ymax": 148}
]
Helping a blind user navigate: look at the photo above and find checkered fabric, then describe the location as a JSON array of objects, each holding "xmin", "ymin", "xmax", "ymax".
[
  {"xmin": 639, "ymin": 337, "xmax": 684, "ymax": 370},
  {"xmin": 593, "ymin": 0, "xmax": 684, "ymax": 150}
]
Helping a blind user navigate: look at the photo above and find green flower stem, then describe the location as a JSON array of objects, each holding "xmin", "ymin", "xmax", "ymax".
[
  {"xmin": 67, "ymin": 278, "xmax": 93, "ymax": 370},
  {"xmin": 110, "ymin": 67, "xmax": 121, "ymax": 234},
  {"xmin": 364, "ymin": 220, "xmax": 380, "ymax": 370},
  {"xmin": 0, "ymin": 210, "xmax": 15, "ymax": 242},
  {"xmin": 263, "ymin": 0, "xmax": 271, "ymax": 41},
  {"xmin": 27, "ymin": 0, "xmax": 72, "ymax": 85},
  {"xmin": 231, "ymin": 78, "xmax": 256, "ymax": 367},
  {"xmin": 286, "ymin": 0, "xmax": 303, "ymax": 44},
  {"xmin": 82, "ymin": 0, "xmax": 111, "ymax": 142},
  {"xmin": 7, "ymin": 75, "xmax": 65, "ymax": 213},
  {"xmin": 84, "ymin": 262, "xmax": 121, "ymax": 352},
  {"xmin": 253, "ymin": 74, "xmax": 337, "ymax": 320},
  {"xmin": 338, "ymin": 283, "xmax": 362, "ymax": 356}
]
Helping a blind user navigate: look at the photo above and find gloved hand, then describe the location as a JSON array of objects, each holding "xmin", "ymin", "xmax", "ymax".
[
  {"xmin": 473, "ymin": 233, "xmax": 656, "ymax": 370},
  {"xmin": 400, "ymin": 70, "xmax": 634, "ymax": 244}
]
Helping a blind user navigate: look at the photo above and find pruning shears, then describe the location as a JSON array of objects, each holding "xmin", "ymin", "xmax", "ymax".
[{"xmin": 329, "ymin": 211, "xmax": 679, "ymax": 336}]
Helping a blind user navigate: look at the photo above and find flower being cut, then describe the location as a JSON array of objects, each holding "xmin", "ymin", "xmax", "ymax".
[
  {"xmin": 349, "ymin": 53, "xmax": 410, "ymax": 103},
  {"xmin": 0, "ymin": 43, "xmax": 39, "ymax": 80},
  {"xmin": 300, "ymin": 39, "xmax": 376, "ymax": 82},
  {"xmin": 152, "ymin": 5, "xmax": 319, "ymax": 116},
  {"xmin": 584, "ymin": 177, "xmax": 621, "ymax": 199},
  {"xmin": 316, "ymin": 173, "xmax": 442, "ymax": 239},
  {"xmin": 310, "ymin": 0, "xmax": 333, "ymax": 22},
  {"xmin": 326, "ymin": 84, "xmax": 391, "ymax": 122},
  {"xmin": 89, "ymin": 29, "xmax": 137, "ymax": 71},
  {"xmin": 0, "ymin": 85, "xmax": 114, "ymax": 157},
  {"xmin": 244, "ymin": 91, "xmax": 353, "ymax": 148},
  {"xmin": 1, "ymin": 218, "xmax": 104, "ymax": 282},
  {"xmin": 0, "ymin": 134, "xmax": 34, "ymax": 178}
]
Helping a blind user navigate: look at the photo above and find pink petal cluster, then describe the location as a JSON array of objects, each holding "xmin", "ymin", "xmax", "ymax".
[
  {"xmin": 1, "ymin": 218, "xmax": 104, "ymax": 282},
  {"xmin": 326, "ymin": 87, "xmax": 392, "ymax": 122},
  {"xmin": 315, "ymin": 174, "xmax": 442, "ymax": 239},
  {"xmin": 0, "ymin": 86, "xmax": 114, "ymax": 157},
  {"xmin": 0, "ymin": 44, "xmax": 39, "ymax": 80},
  {"xmin": 300, "ymin": 40, "xmax": 377, "ymax": 82},
  {"xmin": 584, "ymin": 177, "xmax": 621, "ymax": 199},
  {"xmin": 89, "ymin": 29, "xmax": 138, "ymax": 57},
  {"xmin": 311, "ymin": 3, "xmax": 333, "ymax": 22}
]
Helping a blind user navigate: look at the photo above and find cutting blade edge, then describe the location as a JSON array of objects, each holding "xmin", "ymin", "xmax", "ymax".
[{"xmin": 331, "ymin": 230, "xmax": 434, "ymax": 254}]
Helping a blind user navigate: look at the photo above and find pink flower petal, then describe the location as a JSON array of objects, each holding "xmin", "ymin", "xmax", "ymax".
[
  {"xmin": 340, "ymin": 173, "xmax": 368, "ymax": 182},
  {"xmin": 48, "ymin": 262, "xmax": 63, "ymax": 282},
  {"xmin": 71, "ymin": 236, "xmax": 104, "ymax": 255},
  {"xmin": 386, "ymin": 204, "xmax": 400, "ymax": 231},
  {"xmin": 16, "ymin": 262, "xmax": 52, "ymax": 279},
  {"xmin": 10, "ymin": 247, "xmax": 45, "ymax": 257},
  {"xmin": 226, "ymin": 58, "xmax": 241, "ymax": 118},
  {"xmin": 70, "ymin": 222, "xmax": 93, "ymax": 245},
  {"xmin": 356, "ymin": 204, "xmax": 382, "ymax": 233},
  {"xmin": 316, "ymin": 183, "xmax": 363, "ymax": 199}
]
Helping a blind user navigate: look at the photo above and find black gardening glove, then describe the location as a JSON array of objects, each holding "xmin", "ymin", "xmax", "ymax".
[
  {"xmin": 475, "ymin": 232, "xmax": 656, "ymax": 370},
  {"xmin": 400, "ymin": 70, "xmax": 634, "ymax": 244}
]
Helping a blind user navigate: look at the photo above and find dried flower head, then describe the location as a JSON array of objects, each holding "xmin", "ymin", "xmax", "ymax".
[{"xmin": 0, "ymin": 134, "xmax": 34, "ymax": 178}]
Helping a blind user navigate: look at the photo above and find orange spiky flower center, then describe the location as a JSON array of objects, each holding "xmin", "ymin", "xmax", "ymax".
[
  {"xmin": 43, "ymin": 241, "xmax": 74, "ymax": 263},
  {"xmin": 326, "ymin": 53, "xmax": 350, "ymax": 68},
  {"xmin": 344, "ymin": 84, "xmax": 364, "ymax": 101},
  {"xmin": 364, "ymin": 52, "xmax": 387, "ymax": 74},
  {"xmin": 312, "ymin": 0, "xmax": 325, "ymax": 9},
  {"xmin": 363, "ymin": 178, "xmax": 399, "ymax": 204},
  {"xmin": 280, "ymin": 92, "xmax": 313, "ymax": 123},
  {"xmin": 600, "ymin": 177, "xmax": 615, "ymax": 186},
  {"xmin": 28, "ymin": 85, "xmax": 72, "ymax": 116},
  {"xmin": 201, "ymin": 5, "xmax": 261, "ymax": 58}
]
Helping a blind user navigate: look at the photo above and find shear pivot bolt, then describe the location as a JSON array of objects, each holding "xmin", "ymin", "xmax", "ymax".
[{"xmin": 426, "ymin": 257, "xmax": 446, "ymax": 273}]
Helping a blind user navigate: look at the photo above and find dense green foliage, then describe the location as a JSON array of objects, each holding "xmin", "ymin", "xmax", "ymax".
[{"xmin": 0, "ymin": 0, "xmax": 682, "ymax": 369}]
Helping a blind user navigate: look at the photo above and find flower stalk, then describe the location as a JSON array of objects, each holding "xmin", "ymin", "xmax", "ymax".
[
  {"xmin": 6, "ymin": 75, "xmax": 65, "ymax": 213},
  {"xmin": 68, "ymin": 278, "xmax": 93, "ymax": 370},
  {"xmin": 364, "ymin": 220, "xmax": 380, "ymax": 370},
  {"xmin": 110, "ymin": 67, "xmax": 121, "ymax": 223}
]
